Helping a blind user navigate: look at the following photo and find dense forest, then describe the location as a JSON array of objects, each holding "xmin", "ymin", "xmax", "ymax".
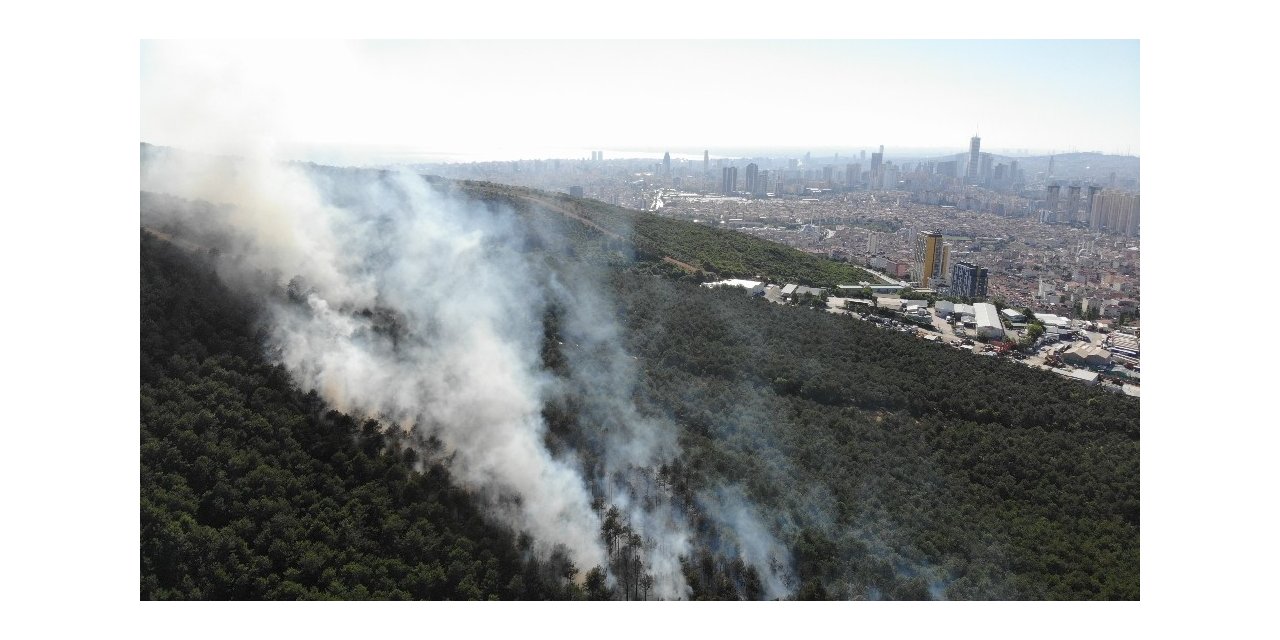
[
  {"xmin": 141, "ymin": 154, "xmax": 1138, "ymax": 600},
  {"xmin": 595, "ymin": 276, "xmax": 1138, "ymax": 599},
  {"xmin": 141, "ymin": 232, "xmax": 586, "ymax": 599},
  {"xmin": 463, "ymin": 180, "xmax": 1139, "ymax": 599}
]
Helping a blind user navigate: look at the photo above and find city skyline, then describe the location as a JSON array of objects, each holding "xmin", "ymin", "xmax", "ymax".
[{"xmin": 141, "ymin": 40, "xmax": 1139, "ymax": 164}]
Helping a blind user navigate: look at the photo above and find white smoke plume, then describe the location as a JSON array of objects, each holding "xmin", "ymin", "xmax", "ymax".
[
  {"xmin": 696, "ymin": 486, "xmax": 796, "ymax": 600},
  {"xmin": 544, "ymin": 266, "xmax": 693, "ymax": 598},
  {"xmin": 143, "ymin": 142, "xmax": 811, "ymax": 600},
  {"xmin": 140, "ymin": 42, "xmax": 796, "ymax": 600},
  {"xmin": 143, "ymin": 150, "xmax": 609, "ymax": 576}
]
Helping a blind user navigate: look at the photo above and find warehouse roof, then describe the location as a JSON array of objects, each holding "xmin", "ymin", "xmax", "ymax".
[
  {"xmin": 1034, "ymin": 313, "xmax": 1072, "ymax": 328},
  {"xmin": 1064, "ymin": 343, "xmax": 1112, "ymax": 362},
  {"xmin": 974, "ymin": 303, "xmax": 1002, "ymax": 329}
]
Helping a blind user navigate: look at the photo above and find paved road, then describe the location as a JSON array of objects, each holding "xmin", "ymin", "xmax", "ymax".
[{"xmin": 856, "ymin": 266, "xmax": 907, "ymax": 287}]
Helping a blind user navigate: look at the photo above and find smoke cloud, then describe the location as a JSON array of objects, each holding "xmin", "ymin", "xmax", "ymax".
[
  {"xmin": 144, "ymin": 131, "xmax": 810, "ymax": 598},
  {"xmin": 695, "ymin": 486, "xmax": 796, "ymax": 599},
  {"xmin": 144, "ymin": 149, "xmax": 612, "ymax": 575},
  {"xmin": 543, "ymin": 265, "xmax": 694, "ymax": 598}
]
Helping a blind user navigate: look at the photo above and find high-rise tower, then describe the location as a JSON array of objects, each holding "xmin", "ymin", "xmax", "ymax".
[
  {"xmin": 722, "ymin": 166, "xmax": 738, "ymax": 195},
  {"xmin": 745, "ymin": 163, "xmax": 759, "ymax": 195},
  {"xmin": 913, "ymin": 231, "xmax": 949, "ymax": 287},
  {"xmin": 754, "ymin": 170, "xmax": 769, "ymax": 197},
  {"xmin": 966, "ymin": 135, "xmax": 981, "ymax": 184},
  {"xmin": 1086, "ymin": 185, "xmax": 1103, "ymax": 217},
  {"xmin": 1091, "ymin": 190, "xmax": 1140, "ymax": 236},
  {"xmin": 950, "ymin": 261, "xmax": 989, "ymax": 298},
  {"xmin": 1046, "ymin": 184, "xmax": 1061, "ymax": 216}
]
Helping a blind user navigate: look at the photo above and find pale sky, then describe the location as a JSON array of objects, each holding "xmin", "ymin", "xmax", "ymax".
[{"xmin": 141, "ymin": 40, "xmax": 1138, "ymax": 161}]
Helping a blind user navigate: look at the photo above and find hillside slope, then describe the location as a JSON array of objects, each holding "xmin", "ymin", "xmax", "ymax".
[
  {"xmin": 140, "ymin": 150, "xmax": 1138, "ymax": 600},
  {"xmin": 600, "ymin": 275, "xmax": 1138, "ymax": 599},
  {"xmin": 454, "ymin": 180, "xmax": 874, "ymax": 286},
  {"xmin": 420, "ymin": 179, "xmax": 1141, "ymax": 599},
  {"xmin": 376, "ymin": 178, "xmax": 1140, "ymax": 599},
  {"xmin": 141, "ymin": 232, "xmax": 584, "ymax": 600}
]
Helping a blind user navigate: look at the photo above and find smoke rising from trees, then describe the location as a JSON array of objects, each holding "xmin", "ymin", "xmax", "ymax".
[{"xmin": 141, "ymin": 147, "xmax": 791, "ymax": 598}]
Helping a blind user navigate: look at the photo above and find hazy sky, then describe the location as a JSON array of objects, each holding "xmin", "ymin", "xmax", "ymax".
[{"xmin": 141, "ymin": 40, "xmax": 1139, "ymax": 161}]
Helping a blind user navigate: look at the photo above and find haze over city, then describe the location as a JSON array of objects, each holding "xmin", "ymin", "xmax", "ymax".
[{"xmin": 141, "ymin": 40, "xmax": 1139, "ymax": 164}]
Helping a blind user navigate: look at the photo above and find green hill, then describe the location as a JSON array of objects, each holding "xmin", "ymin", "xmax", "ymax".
[
  {"xmin": 140, "ymin": 152, "xmax": 1138, "ymax": 600},
  {"xmin": 141, "ymin": 232, "xmax": 584, "ymax": 600},
  {"xmin": 454, "ymin": 180, "xmax": 874, "ymax": 287},
  {"xmin": 428, "ymin": 180, "xmax": 1138, "ymax": 599}
]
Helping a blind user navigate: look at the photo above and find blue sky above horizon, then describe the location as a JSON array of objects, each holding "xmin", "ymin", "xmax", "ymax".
[{"xmin": 142, "ymin": 40, "xmax": 1138, "ymax": 162}]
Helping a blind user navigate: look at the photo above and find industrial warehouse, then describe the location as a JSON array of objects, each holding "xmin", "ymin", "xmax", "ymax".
[{"xmin": 708, "ymin": 277, "xmax": 1138, "ymax": 394}]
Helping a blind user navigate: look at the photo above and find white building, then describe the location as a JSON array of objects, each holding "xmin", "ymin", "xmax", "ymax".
[
  {"xmin": 1034, "ymin": 313, "xmax": 1072, "ymax": 328},
  {"xmin": 703, "ymin": 279, "xmax": 765, "ymax": 295},
  {"xmin": 1107, "ymin": 333, "xmax": 1140, "ymax": 358},
  {"xmin": 973, "ymin": 303, "xmax": 1005, "ymax": 339}
]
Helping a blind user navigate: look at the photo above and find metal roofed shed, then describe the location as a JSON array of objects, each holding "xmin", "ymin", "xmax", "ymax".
[
  {"xmin": 1107, "ymin": 333, "xmax": 1140, "ymax": 356},
  {"xmin": 1061, "ymin": 343, "xmax": 1112, "ymax": 368},
  {"xmin": 1034, "ymin": 313, "xmax": 1072, "ymax": 328},
  {"xmin": 1001, "ymin": 308, "xmax": 1026, "ymax": 323},
  {"xmin": 973, "ymin": 303, "xmax": 1005, "ymax": 339}
]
